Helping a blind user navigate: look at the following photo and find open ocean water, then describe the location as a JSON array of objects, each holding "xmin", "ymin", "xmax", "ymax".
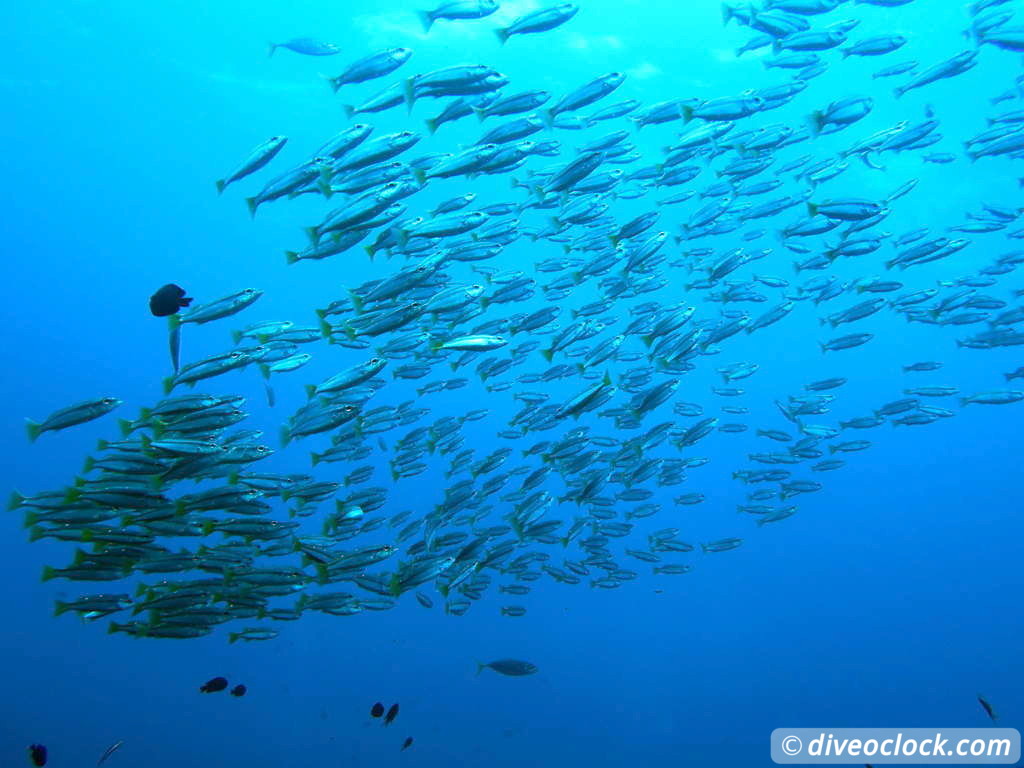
[{"xmin": 3, "ymin": 0, "xmax": 1024, "ymax": 766}]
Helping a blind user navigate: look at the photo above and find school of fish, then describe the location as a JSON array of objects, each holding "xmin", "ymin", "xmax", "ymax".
[{"xmin": 14, "ymin": 0, "xmax": 1024, "ymax": 641}]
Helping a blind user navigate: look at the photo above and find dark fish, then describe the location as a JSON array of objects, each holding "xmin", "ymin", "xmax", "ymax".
[
  {"xmin": 978, "ymin": 694, "xmax": 998, "ymax": 722},
  {"xmin": 371, "ymin": 702, "xmax": 385, "ymax": 718},
  {"xmin": 384, "ymin": 703, "xmax": 400, "ymax": 725},
  {"xmin": 476, "ymin": 659, "xmax": 538, "ymax": 676},
  {"xmin": 402, "ymin": 737, "xmax": 414, "ymax": 751},
  {"xmin": 149, "ymin": 284, "xmax": 193, "ymax": 317},
  {"xmin": 97, "ymin": 740, "xmax": 123, "ymax": 767},
  {"xmin": 28, "ymin": 745, "xmax": 47, "ymax": 767},
  {"xmin": 230, "ymin": 685, "xmax": 247, "ymax": 697},
  {"xmin": 199, "ymin": 676, "xmax": 228, "ymax": 693}
]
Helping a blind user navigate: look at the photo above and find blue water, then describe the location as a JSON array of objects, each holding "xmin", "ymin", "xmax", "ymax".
[{"xmin": 3, "ymin": 0, "xmax": 1024, "ymax": 766}]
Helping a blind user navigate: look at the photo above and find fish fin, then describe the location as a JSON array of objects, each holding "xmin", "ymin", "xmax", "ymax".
[
  {"xmin": 7, "ymin": 491, "xmax": 25, "ymax": 512},
  {"xmin": 25, "ymin": 420, "xmax": 42, "ymax": 443},
  {"xmin": 806, "ymin": 111, "xmax": 822, "ymax": 139},
  {"xmin": 403, "ymin": 78, "xmax": 417, "ymax": 111}
]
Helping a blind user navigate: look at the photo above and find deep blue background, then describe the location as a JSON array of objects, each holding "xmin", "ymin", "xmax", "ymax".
[{"xmin": 2, "ymin": 1, "xmax": 1022, "ymax": 766}]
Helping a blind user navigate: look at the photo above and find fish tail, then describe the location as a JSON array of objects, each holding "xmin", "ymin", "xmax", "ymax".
[
  {"xmin": 162, "ymin": 377, "xmax": 175, "ymax": 396},
  {"xmin": 7, "ymin": 490, "xmax": 25, "ymax": 511},
  {"xmin": 25, "ymin": 420, "xmax": 42, "ymax": 443},
  {"xmin": 416, "ymin": 10, "xmax": 434, "ymax": 33},
  {"xmin": 322, "ymin": 73, "xmax": 343, "ymax": 93},
  {"xmin": 681, "ymin": 105, "xmax": 694, "ymax": 123},
  {"xmin": 284, "ymin": 250, "xmax": 300, "ymax": 265},
  {"xmin": 476, "ymin": 661, "xmax": 486, "ymax": 675},
  {"xmin": 540, "ymin": 109, "xmax": 555, "ymax": 129},
  {"xmin": 267, "ymin": 42, "xmax": 277, "ymax": 58},
  {"xmin": 424, "ymin": 117, "xmax": 439, "ymax": 135},
  {"xmin": 473, "ymin": 106, "xmax": 489, "ymax": 122},
  {"xmin": 245, "ymin": 196, "xmax": 259, "ymax": 218},
  {"xmin": 342, "ymin": 104, "xmax": 356, "ymax": 120},
  {"xmin": 495, "ymin": 27, "xmax": 510, "ymax": 45},
  {"xmin": 403, "ymin": 78, "xmax": 417, "ymax": 111},
  {"xmin": 41, "ymin": 565, "xmax": 56, "ymax": 582},
  {"xmin": 215, "ymin": 179, "xmax": 227, "ymax": 195},
  {"xmin": 893, "ymin": 87, "xmax": 904, "ymax": 100},
  {"xmin": 806, "ymin": 111, "xmax": 822, "ymax": 139}
]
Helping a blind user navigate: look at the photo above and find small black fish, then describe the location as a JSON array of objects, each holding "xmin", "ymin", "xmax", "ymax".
[
  {"xmin": 978, "ymin": 694, "xmax": 998, "ymax": 722},
  {"xmin": 149, "ymin": 284, "xmax": 193, "ymax": 317},
  {"xmin": 370, "ymin": 702, "xmax": 385, "ymax": 718},
  {"xmin": 230, "ymin": 685, "xmax": 247, "ymax": 697},
  {"xmin": 384, "ymin": 703, "xmax": 399, "ymax": 726},
  {"xmin": 199, "ymin": 676, "xmax": 228, "ymax": 693},
  {"xmin": 402, "ymin": 737, "xmax": 413, "ymax": 751},
  {"xmin": 28, "ymin": 744, "xmax": 47, "ymax": 767}
]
